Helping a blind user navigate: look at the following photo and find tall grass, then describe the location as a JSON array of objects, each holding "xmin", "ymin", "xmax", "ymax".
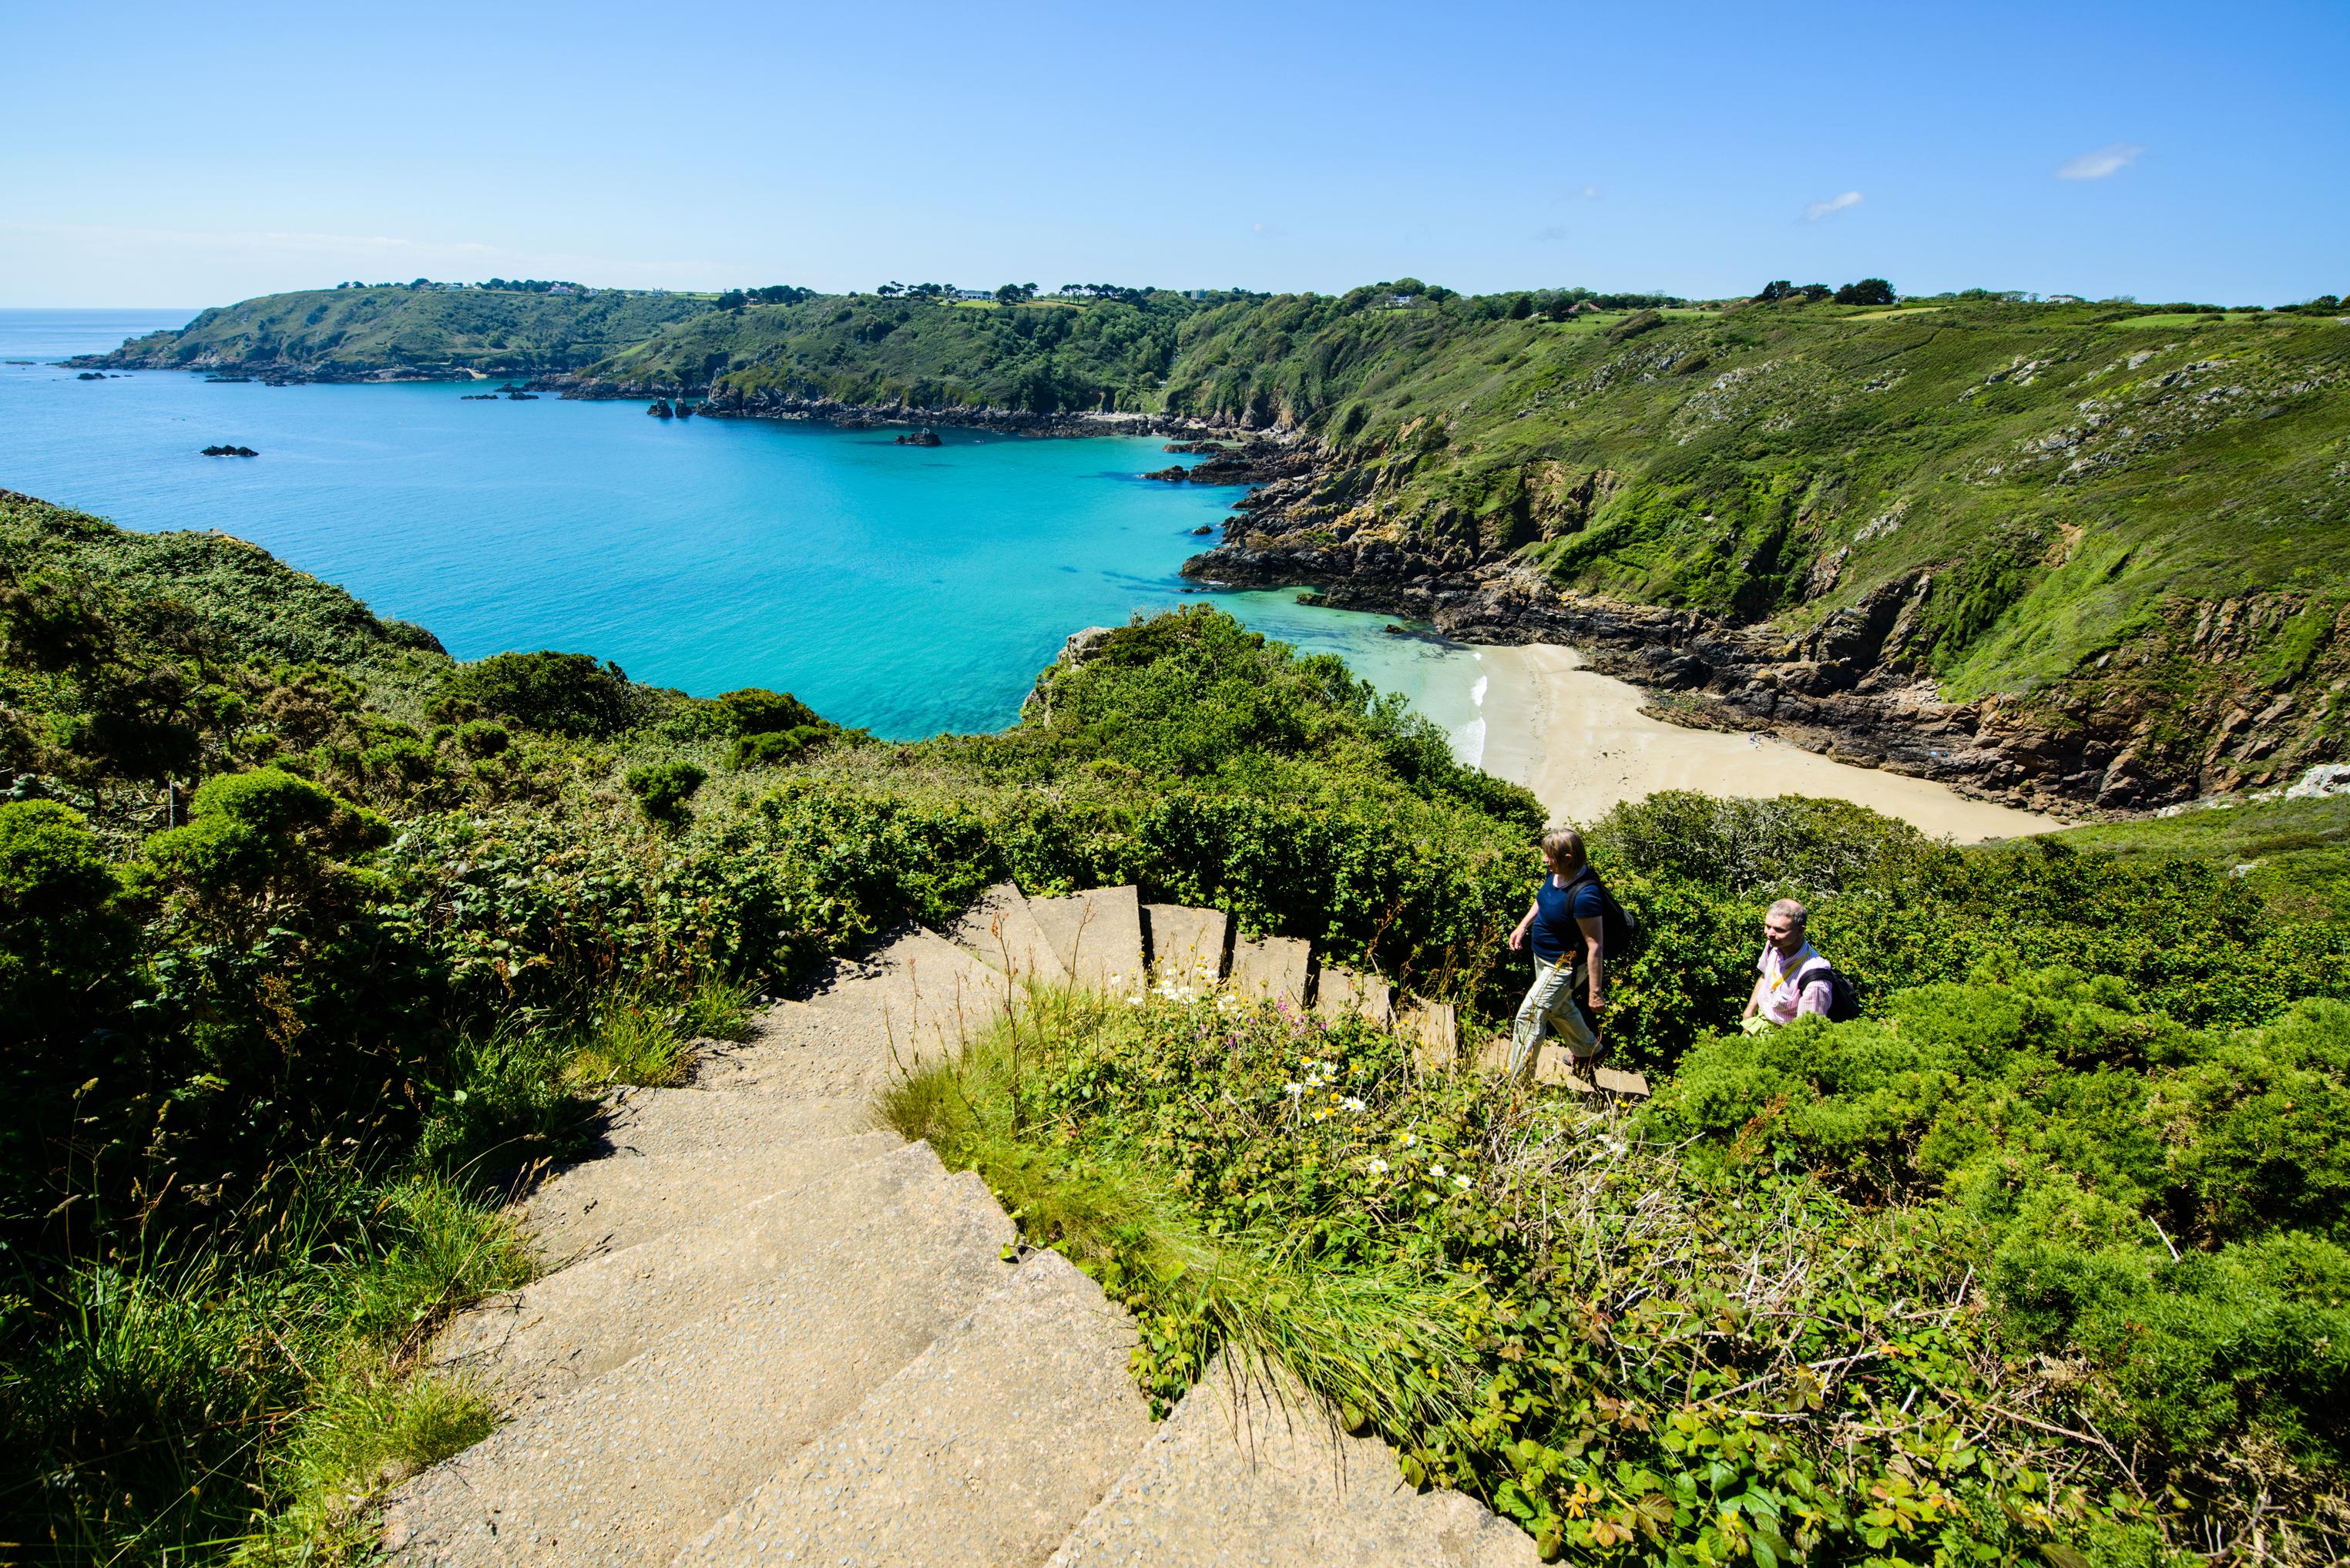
[
  {"xmin": 566, "ymin": 975, "xmax": 757, "ymax": 1090},
  {"xmin": 4, "ymin": 955, "xmax": 762, "ymax": 1563},
  {"xmin": 2, "ymin": 1169, "xmax": 532, "ymax": 1565},
  {"xmin": 878, "ymin": 991, "xmax": 1488, "ymax": 1435}
]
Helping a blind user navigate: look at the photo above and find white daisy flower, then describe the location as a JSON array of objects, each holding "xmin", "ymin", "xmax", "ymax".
[
  {"xmin": 1452, "ymin": 1174, "xmax": 1472, "ymax": 1190},
  {"xmin": 1429, "ymin": 1163, "xmax": 1447, "ymax": 1179}
]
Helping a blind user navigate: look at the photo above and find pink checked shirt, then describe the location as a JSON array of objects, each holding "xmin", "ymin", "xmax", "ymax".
[{"xmin": 1756, "ymin": 942, "xmax": 1835, "ymax": 1024}]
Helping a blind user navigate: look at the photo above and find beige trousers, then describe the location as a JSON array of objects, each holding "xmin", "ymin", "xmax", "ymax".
[{"xmin": 1507, "ymin": 955, "xmax": 1599, "ymax": 1081}]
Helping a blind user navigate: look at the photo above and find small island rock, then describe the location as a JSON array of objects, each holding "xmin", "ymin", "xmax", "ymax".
[
  {"xmin": 200, "ymin": 445, "xmax": 259, "ymax": 457},
  {"xmin": 648, "ymin": 398, "xmax": 674, "ymax": 418},
  {"xmin": 894, "ymin": 429, "xmax": 942, "ymax": 447}
]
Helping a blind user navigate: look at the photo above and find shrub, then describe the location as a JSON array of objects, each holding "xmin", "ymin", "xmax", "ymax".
[
  {"xmin": 715, "ymin": 687, "xmax": 822, "ymax": 736},
  {"xmin": 730, "ymin": 724, "xmax": 828, "ymax": 768},
  {"xmin": 624, "ymin": 760, "xmax": 707, "ymax": 825},
  {"xmin": 455, "ymin": 719, "xmax": 509, "ymax": 757},
  {"xmin": 0, "ymin": 800, "xmax": 127, "ymax": 1026},
  {"xmin": 435, "ymin": 650, "xmax": 639, "ymax": 737},
  {"xmin": 129, "ymin": 766, "xmax": 391, "ymax": 940}
]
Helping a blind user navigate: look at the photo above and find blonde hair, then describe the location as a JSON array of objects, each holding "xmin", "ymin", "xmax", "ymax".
[{"xmin": 1540, "ymin": 828, "xmax": 1586, "ymax": 871}]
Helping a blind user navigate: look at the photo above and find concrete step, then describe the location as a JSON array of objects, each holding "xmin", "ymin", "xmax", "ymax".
[
  {"xmin": 1314, "ymin": 963, "xmax": 1393, "ymax": 1028},
  {"xmin": 951, "ymin": 881, "xmax": 1073, "ymax": 989},
  {"xmin": 1228, "ymin": 934, "xmax": 1311, "ymax": 1008},
  {"xmin": 436, "ymin": 1140, "xmax": 949, "ymax": 1416},
  {"xmin": 1046, "ymin": 1356, "xmax": 1536, "ymax": 1568},
  {"xmin": 1470, "ymin": 1036, "xmax": 1652, "ymax": 1098},
  {"xmin": 690, "ymin": 928, "xmax": 1012, "ymax": 1099},
  {"xmin": 1028, "ymin": 886, "xmax": 1146, "ymax": 996},
  {"xmin": 384, "ymin": 1165, "xmax": 1017, "ymax": 1568},
  {"xmin": 1400, "ymin": 998, "xmax": 1460, "ymax": 1072},
  {"xmin": 521, "ymin": 1098, "xmax": 900, "ymax": 1262},
  {"xmin": 673, "ymin": 1248, "xmax": 1153, "ymax": 1568},
  {"xmin": 1143, "ymin": 902, "xmax": 1229, "ymax": 988}
]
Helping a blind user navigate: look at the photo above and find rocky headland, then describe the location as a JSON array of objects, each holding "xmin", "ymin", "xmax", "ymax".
[{"xmin": 1180, "ymin": 447, "xmax": 2330, "ymax": 817}]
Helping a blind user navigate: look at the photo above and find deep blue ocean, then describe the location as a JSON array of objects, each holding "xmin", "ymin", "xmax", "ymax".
[{"xmin": 0, "ymin": 310, "xmax": 1487, "ymax": 744}]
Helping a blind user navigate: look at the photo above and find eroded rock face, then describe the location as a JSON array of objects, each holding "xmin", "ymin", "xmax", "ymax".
[{"xmin": 1179, "ymin": 465, "xmax": 2338, "ymax": 815}]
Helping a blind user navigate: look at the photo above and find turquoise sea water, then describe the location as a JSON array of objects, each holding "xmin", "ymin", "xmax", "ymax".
[{"xmin": 0, "ymin": 310, "xmax": 1490, "ymax": 747}]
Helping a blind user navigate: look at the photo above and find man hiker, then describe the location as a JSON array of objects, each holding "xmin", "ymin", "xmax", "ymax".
[
  {"xmin": 1506, "ymin": 828, "xmax": 1610, "ymax": 1080},
  {"xmin": 1742, "ymin": 898, "xmax": 1838, "ymax": 1031}
]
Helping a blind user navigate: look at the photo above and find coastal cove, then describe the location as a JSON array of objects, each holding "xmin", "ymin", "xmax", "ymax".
[{"xmin": 3, "ymin": 310, "xmax": 2046, "ymax": 836}]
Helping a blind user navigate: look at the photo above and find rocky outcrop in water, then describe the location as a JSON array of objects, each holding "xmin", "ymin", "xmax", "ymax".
[
  {"xmin": 895, "ymin": 429, "xmax": 942, "ymax": 447},
  {"xmin": 648, "ymin": 398, "xmax": 674, "ymax": 418},
  {"xmin": 200, "ymin": 445, "xmax": 258, "ymax": 457}
]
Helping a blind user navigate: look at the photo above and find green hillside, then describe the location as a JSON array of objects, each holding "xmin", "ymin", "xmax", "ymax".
[
  {"xmin": 1167, "ymin": 291, "xmax": 2350, "ymax": 786},
  {"xmin": 78, "ymin": 282, "xmax": 2350, "ymax": 800},
  {"xmin": 7, "ymin": 489, "xmax": 2350, "ymax": 1561},
  {"xmin": 87, "ymin": 284, "xmax": 710, "ymax": 377},
  {"xmin": 596, "ymin": 290, "xmax": 1204, "ymax": 411}
]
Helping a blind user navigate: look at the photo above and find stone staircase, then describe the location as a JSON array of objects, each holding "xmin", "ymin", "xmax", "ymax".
[{"xmin": 387, "ymin": 884, "xmax": 1640, "ymax": 1566}]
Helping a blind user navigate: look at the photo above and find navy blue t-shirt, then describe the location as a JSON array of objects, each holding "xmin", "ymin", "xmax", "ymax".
[{"xmin": 1530, "ymin": 873, "xmax": 1606, "ymax": 965}]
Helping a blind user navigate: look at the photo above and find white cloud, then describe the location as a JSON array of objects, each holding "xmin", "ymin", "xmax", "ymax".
[
  {"xmin": 1580, "ymin": 185, "xmax": 1600, "ymax": 200},
  {"xmin": 1803, "ymin": 190, "xmax": 1865, "ymax": 222},
  {"xmin": 2056, "ymin": 143, "xmax": 2144, "ymax": 180}
]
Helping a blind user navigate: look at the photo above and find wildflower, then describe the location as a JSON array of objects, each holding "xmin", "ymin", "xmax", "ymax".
[
  {"xmin": 1368, "ymin": 1158, "xmax": 1389, "ymax": 1174},
  {"xmin": 1452, "ymin": 1174, "xmax": 1472, "ymax": 1190},
  {"xmin": 1429, "ymin": 1163, "xmax": 1447, "ymax": 1179},
  {"xmin": 1401, "ymin": 1132, "xmax": 1418, "ymax": 1148},
  {"xmin": 1284, "ymin": 1082, "xmax": 1303, "ymax": 1098},
  {"xmin": 1126, "ymin": 996, "xmax": 1145, "ymax": 1006},
  {"xmin": 1342, "ymin": 1096, "xmax": 1365, "ymax": 1113}
]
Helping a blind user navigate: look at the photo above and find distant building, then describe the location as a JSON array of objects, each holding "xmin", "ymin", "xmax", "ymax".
[{"xmin": 952, "ymin": 288, "xmax": 992, "ymax": 301}]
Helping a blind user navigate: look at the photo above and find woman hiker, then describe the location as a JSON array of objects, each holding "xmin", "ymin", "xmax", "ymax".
[{"xmin": 1505, "ymin": 828, "xmax": 1608, "ymax": 1081}]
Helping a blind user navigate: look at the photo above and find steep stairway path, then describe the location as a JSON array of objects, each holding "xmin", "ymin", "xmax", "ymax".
[{"xmin": 388, "ymin": 883, "xmax": 1621, "ymax": 1566}]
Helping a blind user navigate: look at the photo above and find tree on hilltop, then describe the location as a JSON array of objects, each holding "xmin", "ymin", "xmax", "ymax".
[
  {"xmin": 995, "ymin": 282, "xmax": 1039, "ymax": 304},
  {"xmin": 1834, "ymin": 277, "xmax": 1896, "ymax": 306}
]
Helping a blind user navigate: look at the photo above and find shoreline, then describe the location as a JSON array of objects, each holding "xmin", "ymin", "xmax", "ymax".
[{"xmin": 1474, "ymin": 643, "xmax": 2056, "ymax": 843}]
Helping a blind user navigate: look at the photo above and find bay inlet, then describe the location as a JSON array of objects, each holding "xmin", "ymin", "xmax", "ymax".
[{"xmin": 0, "ymin": 309, "xmax": 2046, "ymax": 838}]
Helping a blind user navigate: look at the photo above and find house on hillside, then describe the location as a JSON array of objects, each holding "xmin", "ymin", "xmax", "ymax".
[{"xmin": 952, "ymin": 288, "xmax": 992, "ymax": 301}]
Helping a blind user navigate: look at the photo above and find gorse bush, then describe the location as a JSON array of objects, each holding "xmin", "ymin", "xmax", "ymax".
[{"xmin": 624, "ymin": 758, "xmax": 706, "ymax": 825}]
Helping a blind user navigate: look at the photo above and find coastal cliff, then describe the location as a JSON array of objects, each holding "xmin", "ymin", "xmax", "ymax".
[{"xmin": 75, "ymin": 282, "xmax": 2350, "ymax": 811}]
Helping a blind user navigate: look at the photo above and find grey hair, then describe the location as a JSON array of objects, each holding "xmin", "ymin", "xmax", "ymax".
[
  {"xmin": 1766, "ymin": 898, "xmax": 1808, "ymax": 930},
  {"xmin": 1540, "ymin": 828, "xmax": 1586, "ymax": 871}
]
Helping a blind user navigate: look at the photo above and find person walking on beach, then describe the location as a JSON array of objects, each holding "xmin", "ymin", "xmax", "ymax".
[
  {"xmin": 1741, "ymin": 898, "xmax": 1844, "ymax": 1030},
  {"xmin": 1506, "ymin": 828, "xmax": 1610, "ymax": 1079}
]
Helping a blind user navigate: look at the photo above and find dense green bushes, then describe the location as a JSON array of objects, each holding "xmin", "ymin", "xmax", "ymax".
[
  {"xmin": 8, "ymin": 489, "xmax": 2350, "ymax": 1560},
  {"xmin": 891, "ymin": 988, "xmax": 2150, "ymax": 1564},
  {"xmin": 431, "ymin": 649, "xmax": 642, "ymax": 737}
]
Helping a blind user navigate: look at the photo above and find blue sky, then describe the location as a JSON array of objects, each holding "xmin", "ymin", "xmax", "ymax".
[{"xmin": 4, "ymin": 0, "xmax": 2344, "ymax": 307}]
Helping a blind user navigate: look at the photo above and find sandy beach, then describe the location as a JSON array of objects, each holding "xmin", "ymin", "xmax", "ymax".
[{"xmin": 1475, "ymin": 643, "xmax": 2056, "ymax": 842}]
